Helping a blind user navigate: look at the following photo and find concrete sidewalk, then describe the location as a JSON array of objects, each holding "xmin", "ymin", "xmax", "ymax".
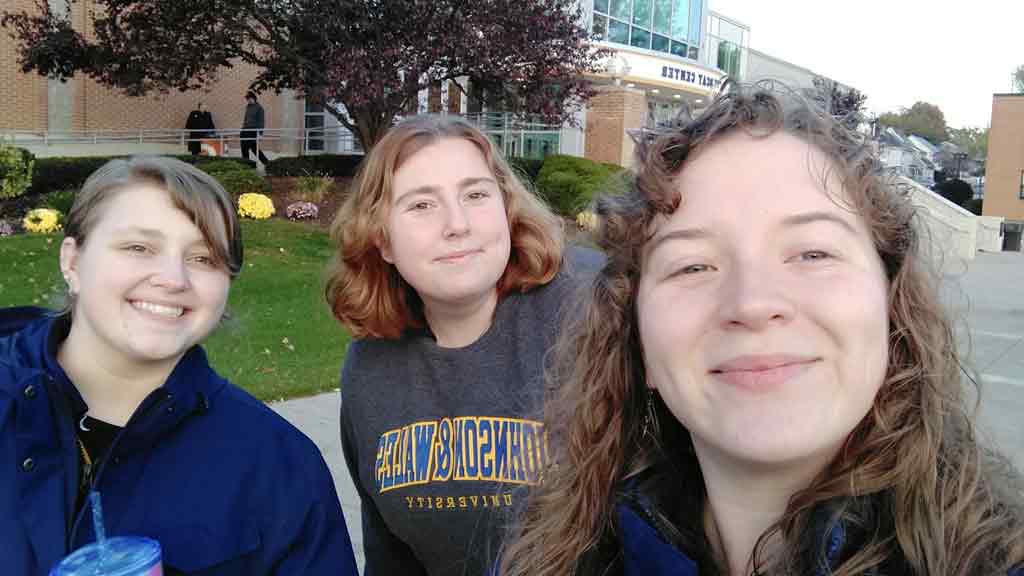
[{"xmin": 273, "ymin": 251, "xmax": 1024, "ymax": 574}]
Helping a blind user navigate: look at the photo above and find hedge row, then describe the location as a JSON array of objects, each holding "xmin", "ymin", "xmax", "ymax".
[
  {"xmin": 28, "ymin": 155, "xmax": 255, "ymax": 196},
  {"xmin": 264, "ymin": 154, "xmax": 364, "ymax": 178}
]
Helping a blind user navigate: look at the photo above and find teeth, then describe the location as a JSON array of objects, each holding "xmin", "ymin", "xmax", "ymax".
[{"xmin": 132, "ymin": 300, "xmax": 185, "ymax": 318}]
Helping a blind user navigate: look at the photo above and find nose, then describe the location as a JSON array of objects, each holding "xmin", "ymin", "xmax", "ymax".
[
  {"xmin": 442, "ymin": 201, "xmax": 470, "ymax": 239},
  {"xmin": 718, "ymin": 261, "xmax": 794, "ymax": 332},
  {"xmin": 149, "ymin": 255, "xmax": 191, "ymax": 291}
]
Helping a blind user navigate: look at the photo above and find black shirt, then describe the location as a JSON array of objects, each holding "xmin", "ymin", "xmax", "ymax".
[{"xmin": 74, "ymin": 413, "xmax": 123, "ymax": 516}]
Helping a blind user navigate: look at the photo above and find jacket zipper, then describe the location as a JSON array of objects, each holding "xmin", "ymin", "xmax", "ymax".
[{"xmin": 66, "ymin": 391, "xmax": 172, "ymax": 549}]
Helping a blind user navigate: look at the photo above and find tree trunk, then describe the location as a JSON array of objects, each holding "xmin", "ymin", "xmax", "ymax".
[{"xmin": 322, "ymin": 101, "xmax": 394, "ymax": 153}]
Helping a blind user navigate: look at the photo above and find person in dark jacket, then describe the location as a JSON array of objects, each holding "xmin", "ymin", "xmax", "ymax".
[
  {"xmin": 499, "ymin": 82, "xmax": 1024, "ymax": 576},
  {"xmin": 241, "ymin": 92, "xmax": 269, "ymax": 165},
  {"xmin": 0, "ymin": 155, "xmax": 358, "ymax": 575},
  {"xmin": 184, "ymin": 102, "xmax": 216, "ymax": 155}
]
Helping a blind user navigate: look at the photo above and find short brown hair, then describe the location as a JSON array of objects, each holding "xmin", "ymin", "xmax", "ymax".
[
  {"xmin": 68, "ymin": 155, "xmax": 243, "ymax": 277},
  {"xmin": 325, "ymin": 115, "xmax": 564, "ymax": 339}
]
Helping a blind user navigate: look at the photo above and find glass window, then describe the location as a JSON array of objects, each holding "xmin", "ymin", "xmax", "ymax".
[
  {"xmin": 608, "ymin": 19, "xmax": 630, "ymax": 44},
  {"xmin": 630, "ymin": 27, "xmax": 651, "ymax": 49},
  {"xmin": 610, "ymin": 0, "xmax": 630, "ymax": 21},
  {"xmin": 594, "ymin": 0, "xmax": 609, "ymax": 14},
  {"xmin": 689, "ymin": 0, "xmax": 702, "ymax": 43},
  {"xmin": 1020, "ymin": 170, "xmax": 1024, "ymax": 199},
  {"xmin": 592, "ymin": 15, "xmax": 607, "ymax": 40},
  {"xmin": 718, "ymin": 41, "xmax": 741, "ymax": 78},
  {"xmin": 718, "ymin": 19, "xmax": 744, "ymax": 45},
  {"xmin": 653, "ymin": 0, "xmax": 672, "ymax": 34},
  {"xmin": 671, "ymin": 0, "xmax": 688, "ymax": 41},
  {"xmin": 671, "ymin": 40, "xmax": 687, "ymax": 58},
  {"xmin": 652, "ymin": 34, "xmax": 671, "ymax": 53},
  {"xmin": 632, "ymin": 0, "xmax": 651, "ymax": 28},
  {"xmin": 688, "ymin": 45, "xmax": 699, "ymax": 60}
]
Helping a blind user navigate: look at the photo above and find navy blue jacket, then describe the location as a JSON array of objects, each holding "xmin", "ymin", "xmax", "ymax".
[
  {"xmin": 609, "ymin": 489, "xmax": 1023, "ymax": 576},
  {"xmin": 1, "ymin": 308, "xmax": 358, "ymax": 575}
]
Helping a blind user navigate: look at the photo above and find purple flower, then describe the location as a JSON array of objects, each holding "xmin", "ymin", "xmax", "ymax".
[{"xmin": 286, "ymin": 201, "xmax": 319, "ymax": 221}]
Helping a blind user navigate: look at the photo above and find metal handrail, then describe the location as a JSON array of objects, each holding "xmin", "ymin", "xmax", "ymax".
[{"xmin": 0, "ymin": 127, "xmax": 362, "ymax": 154}]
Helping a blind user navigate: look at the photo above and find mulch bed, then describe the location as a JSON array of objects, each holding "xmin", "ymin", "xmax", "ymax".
[{"xmin": 266, "ymin": 176, "xmax": 351, "ymax": 229}]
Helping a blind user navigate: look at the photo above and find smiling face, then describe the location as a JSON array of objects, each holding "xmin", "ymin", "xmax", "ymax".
[
  {"xmin": 380, "ymin": 137, "xmax": 512, "ymax": 313},
  {"xmin": 636, "ymin": 130, "xmax": 890, "ymax": 474},
  {"xmin": 61, "ymin": 184, "xmax": 231, "ymax": 370}
]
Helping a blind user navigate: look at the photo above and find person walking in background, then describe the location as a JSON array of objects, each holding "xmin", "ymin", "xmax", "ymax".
[
  {"xmin": 184, "ymin": 102, "xmax": 216, "ymax": 155},
  {"xmin": 241, "ymin": 92, "xmax": 270, "ymax": 165}
]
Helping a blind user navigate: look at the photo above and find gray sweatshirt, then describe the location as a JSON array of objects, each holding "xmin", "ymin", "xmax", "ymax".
[
  {"xmin": 340, "ymin": 246, "xmax": 602, "ymax": 576},
  {"xmin": 243, "ymin": 102, "xmax": 265, "ymax": 131}
]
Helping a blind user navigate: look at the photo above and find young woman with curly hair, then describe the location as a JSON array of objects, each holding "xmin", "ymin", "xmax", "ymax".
[
  {"xmin": 325, "ymin": 114, "xmax": 601, "ymax": 575},
  {"xmin": 499, "ymin": 83, "xmax": 1024, "ymax": 576}
]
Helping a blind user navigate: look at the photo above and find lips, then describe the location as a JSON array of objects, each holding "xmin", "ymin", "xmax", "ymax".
[
  {"xmin": 710, "ymin": 355, "xmax": 819, "ymax": 391},
  {"xmin": 435, "ymin": 249, "xmax": 481, "ymax": 263},
  {"xmin": 130, "ymin": 299, "xmax": 187, "ymax": 319}
]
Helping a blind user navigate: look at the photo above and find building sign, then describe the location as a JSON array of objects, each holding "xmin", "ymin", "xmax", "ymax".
[
  {"xmin": 598, "ymin": 47, "xmax": 724, "ymax": 94},
  {"xmin": 660, "ymin": 65, "xmax": 719, "ymax": 89}
]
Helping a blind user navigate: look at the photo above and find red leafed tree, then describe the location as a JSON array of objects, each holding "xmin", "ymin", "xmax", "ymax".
[{"xmin": 3, "ymin": 0, "xmax": 610, "ymax": 149}]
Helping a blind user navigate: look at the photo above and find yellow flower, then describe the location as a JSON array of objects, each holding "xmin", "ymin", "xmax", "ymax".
[
  {"xmin": 23, "ymin": 208, "xmax": 63, "ymax": 234},
  {"xmin": 576, "ymin": 211, "xmax": 599, "ymax": 232},
  {"xmin": 238, "ymin": 193, "xmax": 275, "ymax": 220}
]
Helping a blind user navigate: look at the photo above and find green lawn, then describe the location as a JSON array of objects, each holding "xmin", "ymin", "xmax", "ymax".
[{"xmin": 0, "ymin": 219, "xmax": 351, "ymax": 402}]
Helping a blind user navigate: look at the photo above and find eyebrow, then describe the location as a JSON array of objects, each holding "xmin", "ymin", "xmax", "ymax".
[
  {"xmin": 645, "ymin": 227, "xmax": 713, "ymax": 260},
  {"xmin": 111, "ymin": 226, "xmax": 209, "ymax": 248},
  {"xmin": 110, "ymin": 226, "xmax": 165, "ymax": 239},
  {"xmin": 392, "ymin": 176, "xmax": 498, "ymax": 206},
  {"xmin": 780, "ymin": 211, "xmax": 859, "ymax": 236},
  {"xmin": 645, "ymin": 210, "xmax": 859, "ymax": 259}
]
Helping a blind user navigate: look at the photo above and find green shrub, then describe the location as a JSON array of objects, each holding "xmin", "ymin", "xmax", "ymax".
[
  {"xmin": 265, "ymin": 154, "xmax": 364, "ymax": 178},
  {"xmin": 43, "ymin": 189, "xmax": 77, "ymax": 215},
  {"xmin": 507, "ymin": 157, "xmax": 545, "ymax": 184},
  {"xmin": 27, "ymin": 155, "xmax": 254, "ymax": 196},
  {"xmin": 212, "ymin": 167, "xmax": 268, "ymax": 197},
  {"xmin": 535, "ymin": 155, "xmax": 622, "ymax": 216},
  {"xmin": 0, "ymin": 145, "xmax": 35, "ymax": 199},
  {"xmin": 963, "ymin": 197, "xmax": 983, "ymax": 216},
  {"xmin": 196, "ymin": 159, "xmax": 252, "ymax": 177}
]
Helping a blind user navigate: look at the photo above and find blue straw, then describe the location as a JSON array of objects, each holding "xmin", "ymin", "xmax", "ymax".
[{"xmin": 89, "ymin": 491, "xmax": 107, "ymax": 548}]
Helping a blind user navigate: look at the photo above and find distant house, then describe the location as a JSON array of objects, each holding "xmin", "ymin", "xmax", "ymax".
[
  {"xmin": 906, "ymin": 135, "xmax": 938, "ymax": 165},
  {"xmin": 878, "ymin": 128, "xmax": 934, "ymax": 187}
]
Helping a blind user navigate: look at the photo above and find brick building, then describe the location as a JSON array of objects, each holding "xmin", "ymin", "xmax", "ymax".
[
  {"xmin": 1, "ymin": 0, "xmax": 303, "ymax": 154},
  {"xmin": 983, "ymin": 94, "xmax": 1024, "ymax": 222}
]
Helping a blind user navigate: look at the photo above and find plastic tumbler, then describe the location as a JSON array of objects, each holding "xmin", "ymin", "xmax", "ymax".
[{"xmin": 49, "ymin": 536, "xmax": 162, "ymax": 576}]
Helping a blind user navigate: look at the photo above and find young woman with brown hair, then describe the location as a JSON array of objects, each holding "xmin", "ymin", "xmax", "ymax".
[
  {"xmin": 326, "ymin": 114, "xmax": 601, "ymax": 575},
  {"xmin": 500, "ymin": 83, "xmax": 1024, "ymax": 576}
]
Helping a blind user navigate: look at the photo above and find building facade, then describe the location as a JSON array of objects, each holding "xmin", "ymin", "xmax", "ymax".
[
  {"xmin": 983, "ymin": 94, "xmax": 1024, "ymax": 222},
  {"xmin": 1, "ymin": 0, "xmax": 305, "ymax": 155}
]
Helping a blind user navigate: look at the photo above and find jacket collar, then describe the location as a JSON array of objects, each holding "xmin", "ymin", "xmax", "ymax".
[
  {"xmin": 3, "ymin": 310, "xmax": 225, "ymax": 453},
  {"xmin": 616, "ymin": 474, "xmax": 847, "ymax": 576}
]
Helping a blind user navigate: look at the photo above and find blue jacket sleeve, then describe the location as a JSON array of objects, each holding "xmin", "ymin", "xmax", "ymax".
[{"xmin": 272, "ymin": 447, "xmax": 359, "ymax": 575}]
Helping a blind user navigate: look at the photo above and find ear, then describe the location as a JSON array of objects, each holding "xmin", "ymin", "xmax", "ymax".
[
  {"xmin": 59, "ymin": 237, "xmax": 81, "ymax": 294},
  {"xmin": 376, "ymin": 234, "xmax": 394, "ymax": 264}
]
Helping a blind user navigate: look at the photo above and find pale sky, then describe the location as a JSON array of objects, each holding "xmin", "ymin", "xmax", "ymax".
[{"xmin": 709, "ymin": 0, "xmax": 1023, "ymax": 129}]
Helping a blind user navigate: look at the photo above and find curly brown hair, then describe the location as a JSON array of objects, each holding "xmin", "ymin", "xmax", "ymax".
[
  {"xmin": 324, "ymin": 114, "xmax": 564, "ymax": 339},
  {"xmin": 500, "ymin": 82, "xmax": 1024, "ymax": 576}
]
